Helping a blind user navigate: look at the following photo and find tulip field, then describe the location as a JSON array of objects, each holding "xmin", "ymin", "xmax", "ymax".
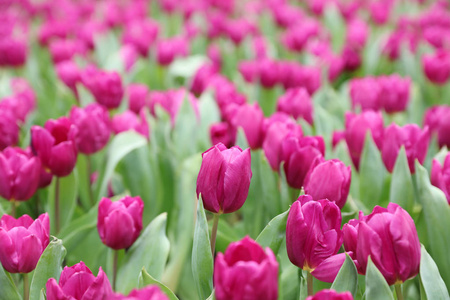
[{"xmin": 2, "ymin": 0, "xmax": 450, "ymax": 299}]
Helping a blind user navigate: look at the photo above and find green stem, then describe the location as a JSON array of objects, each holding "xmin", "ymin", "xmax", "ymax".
[
  {"xmin": 55, "ymin": 177, "xmax": 60, "ymax": 234},
  {"xmin": 113, "ymin": 250, "xmax": 119, "ymax": 291},
  {"xmin": 395, "ymin": 284, "xmax": 404, "ymax": 300},
  {"xmin": 307, "ymin": 272, "xmax": 314, "ymax": 296},
  {"xmin": 86, "ymin": 155, "xmax": 94, "ymax": 206},
  {"xmin": 23, "ymin": 273, "xmax": 29, "ymax": 300},
  {"xmin": 11, "ymin": 199, "xmax": 16, "ymax": 218},
  {"xmin": 210, "ymin": 213, "xmax": 220, "ymax": 256}
]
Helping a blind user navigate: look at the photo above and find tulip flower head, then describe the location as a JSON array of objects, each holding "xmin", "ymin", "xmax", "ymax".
[
  {"xmin": 214, "ymin": 236, "xmax": 278, "ymax": 300},
  {"xmin": 431, "ymin": 155, "xmax": 450, "ymax": 204},
  {"xmin": 306, "ymin": 289, "xmax": 354, "ymax": 300},
  {"xmin": 112, "ymin": 286, "xmax": 169, "ymax": 300},
  {"xmin": 0, "ymin": 213, "xmax": 49, "ymax": 273},
  {"xmin": 196, "ymin": 143, "xmax": 252, "ymax": 214}
]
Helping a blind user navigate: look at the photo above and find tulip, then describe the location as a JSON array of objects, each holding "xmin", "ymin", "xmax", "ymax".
[
  {"xmin": 98, "ymin": 196, "xmax": 144, "ymax": 250},
  {"xmin": 286, "ymin": 196, "xmax": 343, "ymax": 276},
  {"xmin": 31, "ymin": 117, "xmax": 78, "ymax": 177},
  {"xmin": 378, "ymin": 75, "xmax": 410, "ymax": 114},
  {"xmin": 304, "ymin": 160, "xmax": 351, "ymax": 209},
  {"xmin": 210, "ymin": 122, "xmax": 236, "ymax": 148},
  {"xmin": 196, "ymin": 143, "xmax": 252, "ymax": 214},
  {"xmin": 70, "ymin": 104, "xmax": 111, "ymax": 155},
  {"xmin": 0, "ymin": 147, "xmax": 41, "ymax": 201},
  {"xmin": 424, "ymin": 105, "xmax": 450, "ymax": 149},
  {"xmin": 0, "ymin": 213, "xmax": 49, "ymax": 273},
  {"xmin": 381, "ymin": 123, "xmax": 430, "ymax": 173},
  {"xmin": 277, "ymin": 88, "xmax": 313, "ymax": 125},
  {"xmin": 56, "ymin": 60, "xmax": 81, "ymax": 98},
  {"xmin": 0, "ymin": 107, "xmax": 19, "ymax": 150},
  {"xmin": 306, "ymin": 290, "xmax": 353, "ymax": 300},
  {"xmin": 156, "ymin": 37, "xmax": 189, "ymax": 66},
  {"xmin": 230, "ymin": 103, "xmax": 264, "ymax": 149},
  {"xmin": 430, "ymin": 155, "xmax": 450, "ymax": 204},
  {"xmin": 344, "ymin": 111, "xmax": 384, "ymax": 170},
  {"xmin": 122, "ymin": 19, "xmax": 159, "ymax": 57},
  {"xmin": 259, "ymin": 59, "xmax": 280, "ymax": 89},
  {"xmin": 190, "ymin": 64, "xmax": 219, "ymax": 96},
  {"xmin": 128, "ymin": 84, "xmax": 149, "ymax": 114},
  {"xmin": 0, "ymin": 37, "xmax": 27, "ymax": 67},
  {"xmin": 111, "ymin": 109, "xmax": 149, "ymax": 139},
  {"xmin": 8, "ymin": 78, "xmax": 36, "ymax": 123},
  {"xmin": 49, "ymin": 39, "xmax": 87, "ymax": 64},
  {"xmin": 46, "ymin": 261, "xmax": 113, "ymax": 300},
  {"xmin": 112, "ymin": 286, "xmax": 169, "ymax": 300},
  {"xmin": 120, "ymin": 45, "xmax": 139, "ymax": 72},
  {"xmin": 214, "ymin": 236, "xmax": 278, "ymax": 300},
  {"xmin": 349, "ymin": 77, "xmax": 381, "ymax": 111},
  {"xmin": 343, "ymin": 203, "xmax": 421, "ymax": 285},
  {"xmin": 422, "ymin": 50, "xmax": 450, "ymax": 85},
  {"xmin": 81, "ymin": 66, "xmax": 124, "ymax": 109}
]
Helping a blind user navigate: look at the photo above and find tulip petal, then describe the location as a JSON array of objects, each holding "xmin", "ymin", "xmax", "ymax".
[
  {"xmin": 311, "ymin": 252, "xmax": 347, "ymax": 282},
  {"xmin": 18, "ymin": 234, "xmax": 43, "ymax": 273}
]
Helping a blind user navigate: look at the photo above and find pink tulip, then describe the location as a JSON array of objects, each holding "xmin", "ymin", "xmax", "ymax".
[
  {"xmin": 423, "ymin": 105, "xmax": 450, "ymax": 149},
  {"xmin": 214, "ymin": 237, "xmax": 278, "ymax": 300},
  {"xmin": 430, "ymin": 155, "xmax": 450, "ymax": 204},
  {"xmin": 0, "ymin": 213, "xmax": 49, "ymax": 273},
  {"xmin": 230, "ymin": 102, "xmax": 264, "ymax": 149},
  {"xmin": 210, "ymin": 122, "xmax": 236, "ymax": 148},
  {"xmin": 112, "ymin": 286, "xmax": 169, "ymax": 300},
  {"xmin": 196, "ymin": 143, "xmax": 252, "ymax": 214},
  {"xmin": 56, "ymin": 60, "xmax": 81, "ymax": 98},
  {"xmin": 49, "ymin": 39, "xmax": 87, "ymax": 64},
  {"xmin": 127, "ymin": 84, "xmax": 149, "ymax": 114},
  {"xmin": 0, "ymin": 36, "xmax": 27, "ymax": 67},
  {"xmin": 378, "ymin": 75, "xmax": 410, "ymax": 114},
  {"xmin": 306, "ymin": 289, "xmax": 353, "ymax": 300},
  {"xmin": 277, "ymin": 88, "xmax": 313, "ymax": 125},
  {"xmin": 422, "ymin": 50, "xmax": 450, "ymax": 85},
  {"xmin": 349, "ymin": 77, "xmax": 382, "ymax": 111},
  {"xmin": 0, "ymin": 106, "xmax": 19, "ymax": 150},
  {"xmin": 111, "ymin": 110, "xmax": 149, "ymax": 139},
  {"xmin": 122, "ymin": 19, "xmax": 159, "ymax": 57},
  {"xmin": 98, "ymin": 196, "xmax": 144, "ymax": 250}
]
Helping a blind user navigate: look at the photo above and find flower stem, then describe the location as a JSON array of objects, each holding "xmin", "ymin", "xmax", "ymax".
[
  {"xmin": 11, "ymin": 199, "xmax": 16, "ymax": 218},
  {"xmin": 307, "ymin": 272, "xmax": 314, "ymax": 296},
  {"xmin": 23, "ymin": 273, "xmax": 29, "ymax": 300},
  {"xmin": 210, "ymin": 213, "xmax": 220, "ymax": 256},
  {"xmin": 55, "ymin": 177, "xmax": 60, "ymax": 234},
  {"xmin": 113, "ymin": 250, "xmax": 118, "ymax": 291},
  {"xmin": 395, "ymin": 284, "xmax": 404, "ymax": 300},
  {"xmin": 86, "ymin": 155, "xmax": 94, "ymax": 206}
]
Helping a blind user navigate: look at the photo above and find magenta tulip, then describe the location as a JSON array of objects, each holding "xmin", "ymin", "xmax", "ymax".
[
  {"xmin": 378, "ymin": 75, "xmax": 410, "ymax": 114},
  {"xmin": 56, "ymin": 60, "xmax": 81, "ymax": 98},
  {"xmin": 122, "ymin": 19, "xmax": 159, "ymax": 57},
  {"xmin": 423, "ymin": 105, "xmax": 450, "ymax": 149},
  {"xmin": 31, "ymin": 117, "xmax": 78, "ymax": 177},
  {"xmin": 112, "ymin": 110, "xmax": 149, "ymax": 139},
  {"xmin": 97, "ymin": 196, "xmax": 144, "ymax": 250},
  {"xmin": 128, "ymin": 84, "xmax": 149, "ymax": 114},
  {"xmin": 0, "ymin": 37, "xmax": 27, "ymax": 67},
  {"xmin": 112, "ymin": 286, "xmax": 169, "ymax": 300},
  {"xmin": 0, "ymin": 213, "xmax": 49, "ymax": 273},
  {"xmin": 277, "ymin": 88, "xmax": 313, "ymax": 125},
  {"xmin": 0, "ymin": 107, "xmax": 19, "ymax": 150},
  {"xmin": 430, "ymin": 155, "xmax": 450, "ymax": 204},
  {"xmin": 381, "ymin": 123, "xmax": 430, "ymax": 173},
  {"xmin": 214, "ymin": 236, "xmax": 278, "ymax": 300},
  {"xmin": 230, "ymin": 103, "xmax": 264, "ymax": 149},
  {"xmin": 349, "ymin": 77, "xmax": 381, "ymax": 111},
  {"xmin": 422, "ymin": 50, "xmax": 450, "ymax": 85},
  {"xmin": 81, "ymin": 67, "xmax": 124, "ymax": 109},
  {"xmin": 304, "ymin": 160, "xmax": 351, "ymax": 209},
  {"xmin": 196, "ymin": 143, "xmax": 252, "ymax": 214},
  {"xmin": 0, "ymin": 147, "xmax": 41, "ymax": 201},
  {"xmin": 306, "ymin": 289, "xmax": 353, "ymax": 300},
  {"xmin": 343, "ymin": 203, "xmax": 421, "ymax": 285},
  {"xmin": 46, "ymin": 261, "xmax": 113, "ymax": 300},
  {"xmin": 210, "ymin": 122, "xmax": 236, "ymax": 148}
]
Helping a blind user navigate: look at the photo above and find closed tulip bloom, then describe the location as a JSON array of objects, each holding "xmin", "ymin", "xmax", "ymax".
[
  {"xmin": 214, "ymin": 236, "xmax": 278, "ymax": 300},
  {"xmin": 112, "ymin": 109, "xmax": 149, "ymax": 139},
  {"xmin": 112, "ymin": 286, "xmax": 169, "ymax": 300},
  {"xmin": 422, "ymin": 50, "xmax": 450, "ymax": 85},
  {"xmin": 210, "ymin": 122, "xmax": 236, "ymax": 148},
  {"xmin": 430, "ymin": 156, "xmax": 450, "ymax": 203},
  {"xmin": 381, "ymin": 123, "xmax": 430, "ymax": 173},
  {"xmin": 122, "ymin": 19, "xmax": 159, "ymax": 57},
  {"xmin": 306, "ymin": 289, "xmax": 353, "ymax": 300},
  {"xmin": 378, "ymin": 75, "xmax": 410, "ymax": 113},
  {"xmin": 349, "ymin": 77, "xmax": 381, "ymax": 111},
  {"xmin": 0, "ymin": 213, "xmax": 49, "ymax": 273},
  {"xmin": 31, "ymin": 117, "xmax": 78, "ymax": 177},
  {"xmin": 81, "ymin": 67, "xmax": 124, "ymax": 109},
  {"xmin": 196, "ymin": 143, "xmax": 252, "ymax": 214},
  {"xmin": 342, "ymin": 203, "xmax": 421, "ymax": 285},
  {"xmin": 46, "ymin": 262, "xmax": 113, "ymax": 300},
  {"xmin": 0, "ymin": 147, "xmax": 41, "ymax": 201},
  {"xmin": 344, "ymin": 111, "xmax": 384, "ymax": 170},
  {"xmin": 230, "ymin": 103, "xmax": 264, "ymax": 149},
  {"xmin": 0, "ymin": 37, "xmax": 27, "ymax": 67},
  {"xmin": 70, "ymin": 104, "xmax": 111, "ymax": 155},
  {"xmin": 0, "ymin": 107, "xmax": 19, "ymax": 150},
  {"xmin": 56, "ymin": 60, "xmax": 81, "ymax": 97},
  {"xmin": 304, "ymin": 160, "xmax": 351, "ymax": 209},
  {"xmin": 277, "ymin": 88, "xmax": 313, "ymax": 125},
  {"xmin": 259, "ymin": 59, "xmax": 280, "ymax": 89},
  {"xmin": 128, "ymin": 84, "xmax": 149, "ymax": 114},
  {"xmin": 423, "ymin": 105, "xmax": 450, "ymax": 149},
  {"xmin": 98, "ymin": 196, "xmax": 144, "ymax": 250}
]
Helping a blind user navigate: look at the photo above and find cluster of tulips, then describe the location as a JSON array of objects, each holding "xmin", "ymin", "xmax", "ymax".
[{"xmin": 1, "ymin": 0, "xmax": 450, "ymax": 300}]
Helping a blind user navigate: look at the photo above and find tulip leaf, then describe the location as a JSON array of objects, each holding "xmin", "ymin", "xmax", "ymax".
[
  {"xmin": 331, "ymin": 253, "xmax": 358, "ymax": 296},
  {"xmin": 419, "ymin": 244, "xmax": 450, "ymax": 299},
  {"xmin": 94, "ymin": 131, "xmax": 147, "ymax": 202},
  {"xmin": 389, "ymin": 147, "xmax": 415, "ymax": 214},
  {"xmin": 0, "ymin": 266, "xmax": 21, "ymax": 300},
  {"xmin": 138, "ymin": 268, "xmax": 179, "ymax": 300},
  {"xmin": 39, "ymin": 289, "xmax": 45, "ymax": 300},
  {"xmin": 192, "ymin": 199, "xmax": 214, "ymax": 300},
  {"xmin": 414, "ymin": 162, "xmax": 450, "ymax": 288},
  {"xmin": 365, "ymin": 257, "xmax": 394, "ymax": 300},
  {"xmin": 173, "ymin": 93, "xmax": 200, "ymax": 159},
  {"xmin": 30, "ymin": 237, "xmax": 66, "ymax": 300},
  {"xmin": 256, "ymin": 209, "xmax": 289, "ymax": 255},
  {"xmin": 359, "ymin": 132, "xmax": 386, "ymax": 208},
  {"xmin": 198, "ymin": 91, "xmax": 220, "ymax": 150},
  {"xmin": 117, "ymin": 213, "xmax": 170, "ymax": 294}
]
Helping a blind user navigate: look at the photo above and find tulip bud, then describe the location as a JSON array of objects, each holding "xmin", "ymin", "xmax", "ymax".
[
  {"xmin": 423, "ymin": 105, "xmax": 450, "ymax": 149},
  {"xmin": 349, "ymin": 77, "xmax": 382, "ymax": 111},
  {"xmin": 238, "ymin": 60, "xmax": 259, "ymax": 84},
  {"xmin": 56, "ymin": 60, "xmax": 81, "ymax": 98},
  {"xmin": 342, "ymin": 203, "xmax": 421, "ymax": 285},
  {"xmin": 70, "ymin": 104, "xmax": 111, "ymax": 155},
  {"xmin": 0, "ymin": 107, "xmax": 19, "ymax": 150},
  {"xmin": 277, "ymin": 88, "xmax": 313, "ymax": 125},
  {"xmin": 46, "ymin": 262, "xmax": 113, "ymax": 300},
  {"xmin": 31, "ymin": 117, "xmax": 78, "ymax": 177},
  {"xmin": 120, "ymin": 44, "xmax": 139, "ymax": 72},
  {"xmin": 286, "ymin": 196, "xmax": 343, "ymax": 275},
  {"xmin": 214, "ymin": 236, "xmax": 278, "ymax": 300},
  {"xmin": 381, "ymin": 123, "xmax": 430, "ymax": 173},
  {"xmin": 9, "ymin": 78, "xmax": 36, "ymax": 123},
  {"xmin": 0, "ymin": 147, "xmax": 41, "ymax": 201},
  {"xmin": 344, "ymin": 111, "xmax": 384, "ymax": 170},
  {"xmin": 378, "ymin": 75, "xmax": 410, "ymax": 114},
  {"xmin": 97, "ymin": 196, "xmax": 144, "ymax": 250},
  {"xmin": 128, "ymin": 84, "xmax": 149, "ymax": 114},
  {"xmin": 0, "ymin": 37, "xmax": 27, "ymax": 67},
  {"xmin": 49, "ymin": 39, "xmax": 87, "ymax": 64},
  {"xmin": 122, "ymin": 19, "xmax": 159, "ymax": 57},
  {"xmin": 259, "ymin": 59, "xmax": 280, "ymax": 89},
  {"xmin": 112, "ymin": 109, "xmax": 149, "ymax": 139},
  {"xmin": 422, "ymin": 50, "xmax": 450, "ymax": 85},
  {"xmin": 0, "ymin": 213, "xmax": 49, "ymax": 273},
  {"xmin": 112, "ymin": 286, "xmax": 169, "ymax": 300},
  {"xmin": 430, "ymin": 156, "xmax": 450, "ymax": 204},
  {"xmin": 190, "ymin": 64, "xmax": 219, "ymax": 95},
  {"xmin": 196, "ymin": 143, "xmax": 252, "ymax": 214},
  {"xmin": 230, "ymin": 103, "xmax": 264, "ymax": 149},
  {"xmin": 81, "ymin": 66, "xmax": 124, "ymax": 109},
  {"xmin": 210, "ymin": 122, "xmax": 236, "ymax": 148},
  {"xmin": 306, "ymin": 290, "xmax": 354, "ymax": 300}
]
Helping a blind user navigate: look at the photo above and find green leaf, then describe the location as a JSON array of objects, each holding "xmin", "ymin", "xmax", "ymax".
[
  {"xmin": 365, "ymin": 257, "xmax": 394, "ymax": 300},
  {"xmin": 414, "ymin": 162, "xmax": 450, "ymax": 289},
  {"xmin": 0, "ymin": 266, "xmax": 21, "ymax": 300},
  {"xmin": 192, "ymin": 199, "xmax": 214, "ymax": 300},
  {"xmin": 256, "ymin": 209, "xmax": 289, "ymax": 255},
  {"xmin": 139, "ymin": 268, "xmax": 179, "ymax": 300},
  {"xmin": 359, "ymin": 132, "xmax": 386, "ymax": 208},
  {"xmin": 331, "ymin": 253, "xmax": 358, "ymax": 296},
  {"xmin": 168, "ymin": 55, "xmax": 207, "ymax": 79},
  {"xmin": 389, "ymin": 147, "xmax": 415, "ymax": 214},
  {"xmin": 94, "ymin": 132, "xmax": 147, "ymax": 201},
  {"xmin": 198, "ymin": 91, "xmax": 220, "ymax": 150},
  {"xmin": 59, "ymin": 205, "xmax": 97, "ymax": 251},
  {"xmin": 420, "ymin": 244, "xmax": 450, "ymax": 299},
  {"xmin": 117, "ymin": 213, "xmax": 170, "ymax": 294},
  {"xmin": 30, "ymin": 237, "xmax": 66, "ymax": 300}
]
